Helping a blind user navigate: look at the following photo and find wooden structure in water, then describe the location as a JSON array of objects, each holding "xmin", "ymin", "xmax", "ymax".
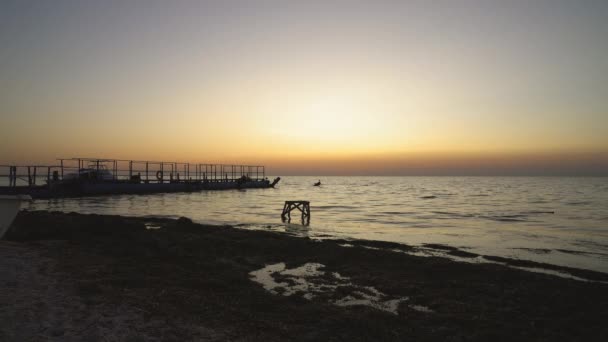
[
  {"xmin": 281, "ymin": 201, "xmax": 311, "ymax": 225},
  {"xmin": 0, "ymin": 157, "xmax": 280, "ymax": 199}
]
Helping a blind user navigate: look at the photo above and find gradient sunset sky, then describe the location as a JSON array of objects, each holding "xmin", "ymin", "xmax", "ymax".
[{"xmin": 1, "ymin": 0, "xmax": 607, "ymax": 175}]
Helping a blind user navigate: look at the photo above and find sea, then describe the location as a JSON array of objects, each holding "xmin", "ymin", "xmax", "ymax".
[{"xmin": 26, "ymin": 176, "xmax": 608, "ymax": 273}]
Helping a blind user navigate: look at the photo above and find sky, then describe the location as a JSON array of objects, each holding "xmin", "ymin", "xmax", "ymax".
[{"xmin": 0, "ymin": 0, "xmax": 607, "ymax": 175}]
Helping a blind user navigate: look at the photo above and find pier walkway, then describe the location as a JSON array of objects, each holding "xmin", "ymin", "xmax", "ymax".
[{"xmin": 0, "ymin": 158, "xmax": 279, "ymax": 198}]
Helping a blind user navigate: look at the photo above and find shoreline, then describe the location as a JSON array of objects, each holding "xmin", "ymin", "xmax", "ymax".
[{"xmin": 2, "ymin": 210, "xmax": 608, "ymax": 340}]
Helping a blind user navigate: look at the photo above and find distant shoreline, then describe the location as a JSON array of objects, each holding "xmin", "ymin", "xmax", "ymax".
[{"xmin": 2, "ymin": 210, "xmax": 607, "ymax": 340}]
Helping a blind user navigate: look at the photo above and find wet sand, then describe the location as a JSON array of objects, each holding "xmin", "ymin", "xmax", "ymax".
[{"xmin": 2, "ymin": 210, "xmax": 607, "ymax": 341}]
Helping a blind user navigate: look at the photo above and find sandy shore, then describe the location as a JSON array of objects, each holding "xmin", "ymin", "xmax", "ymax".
[{"xmin": 1, "ymin": 210, "xmax": 607, "ymax": 341}]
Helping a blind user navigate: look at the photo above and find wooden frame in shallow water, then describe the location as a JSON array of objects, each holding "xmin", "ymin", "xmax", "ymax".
[{"xmin": 281, "ymin": 201, "xmax": 311, "ymax": 225}]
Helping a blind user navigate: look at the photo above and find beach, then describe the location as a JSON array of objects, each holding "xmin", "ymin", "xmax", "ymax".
[{"xmin": 1, "ymin": 210, "xmax": 607, "ymax": 341}]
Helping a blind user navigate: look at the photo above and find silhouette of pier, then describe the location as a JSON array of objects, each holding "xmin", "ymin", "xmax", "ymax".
[{"xmin": 0, "ymin": 157, "xmax": 279, "ymax": 198}]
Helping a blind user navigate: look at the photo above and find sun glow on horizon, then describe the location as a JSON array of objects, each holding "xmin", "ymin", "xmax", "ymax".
[{"xmin": 249, "ymin": 81, "xmax": 405, "ymax": 151}]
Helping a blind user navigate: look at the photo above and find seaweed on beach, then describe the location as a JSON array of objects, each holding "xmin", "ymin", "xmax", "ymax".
[{"xmin": 2, "ymin": 210, "xmax": 608, "ymax": 341}]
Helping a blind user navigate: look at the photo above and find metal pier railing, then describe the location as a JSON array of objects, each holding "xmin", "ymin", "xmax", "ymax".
[{"xmin": 0, "ymin": 157, "xmax": 266, "ymax": 187}]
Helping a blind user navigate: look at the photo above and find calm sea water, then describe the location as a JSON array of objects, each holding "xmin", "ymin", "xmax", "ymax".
[{"xmin": 27, "ymin": 177, "xmax": 608, "ymax": 273}]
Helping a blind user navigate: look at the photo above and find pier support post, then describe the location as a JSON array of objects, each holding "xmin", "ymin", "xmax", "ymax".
[{"xmin": 281, "ymin": 201, "xmax": 310, "ymax": 225}]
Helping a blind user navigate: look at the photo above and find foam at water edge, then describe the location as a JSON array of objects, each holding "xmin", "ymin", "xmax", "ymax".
[{"xmin": 249, "ymin": 262, "xmax": 433, "ymax": 315}]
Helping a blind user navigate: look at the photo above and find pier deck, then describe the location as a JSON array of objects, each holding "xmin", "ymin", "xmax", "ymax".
[{"xmin": 0, "ymin": 158, "xmax": 279, "ymax": 198}]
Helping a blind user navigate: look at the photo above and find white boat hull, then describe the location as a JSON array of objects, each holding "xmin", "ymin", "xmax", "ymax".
[{"xmin": 0, "ymin": 195, "xmax": 31, "ymax": 238}]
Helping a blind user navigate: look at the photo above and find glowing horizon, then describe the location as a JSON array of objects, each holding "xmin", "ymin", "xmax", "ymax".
[{"xmin": 1, "ymin": 1, "xmax": 607, "ymax": 175}]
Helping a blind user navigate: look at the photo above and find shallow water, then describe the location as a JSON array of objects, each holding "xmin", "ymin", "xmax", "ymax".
[{"xmin": 27, "ymin": 176, "xmax": 608, "ymax": 273}]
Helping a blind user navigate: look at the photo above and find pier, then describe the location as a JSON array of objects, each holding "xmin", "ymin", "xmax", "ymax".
[{"xmin": 0, "ymin": 158, "xmax": 279, "ymax": 198}]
